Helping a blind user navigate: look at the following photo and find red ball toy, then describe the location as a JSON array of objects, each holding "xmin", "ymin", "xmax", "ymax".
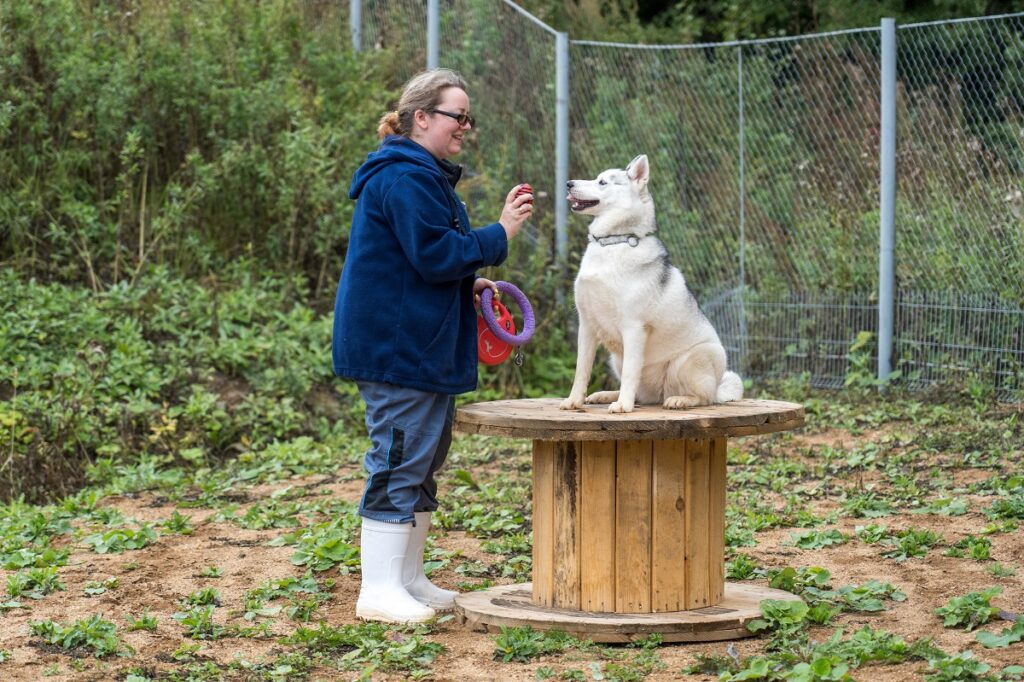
[{"xmin": 515, "ymin": 183, "xmax": 534, "ymax": 204}]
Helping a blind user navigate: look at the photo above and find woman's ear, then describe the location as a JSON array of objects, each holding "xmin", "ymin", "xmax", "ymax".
[{"xmin": 412, "ymin": 109, "xmax": 430, "ymax": 132}]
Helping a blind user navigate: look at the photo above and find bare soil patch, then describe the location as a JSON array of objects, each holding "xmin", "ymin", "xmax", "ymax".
[{"xmin": 2, "ymin": 421, "xmax": 1023, "ymax": 681}]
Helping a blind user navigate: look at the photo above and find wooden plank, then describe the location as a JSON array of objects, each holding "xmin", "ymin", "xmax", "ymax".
[
  {"xmin": 552, "ymin": 441, "xmax": 581, "ymax": 609},
  {"xmin": 708, "ymin": 437, "xmax": 728, "ymax": 604},
  {"xmin": 615, "ymin": 440, "xmax": 652, "ymax": 613},
  {"xmin": 454, "ymin": 418, "xmax": 805, "ymax": 442},
  {"xmin": 532, "ymin": 441, "xmax": 555, "ymax": 607},
  {"xmin": 684, "ymin": 438, "xmax": 712, "ymax": 608},
  {"xmin": 453, "ymin": 399, "xmax": 804, "ymax": 441},
  {"xmin": 455, "ymin": 398, "xmax": 804, "ymax": 428},
  {"xmin": 580, "ymin": 440, "xmax": 617, "ymax": 612},
  {"xmin": 651, "ymin": 439, "xmax": 687, "ymax": 612}
]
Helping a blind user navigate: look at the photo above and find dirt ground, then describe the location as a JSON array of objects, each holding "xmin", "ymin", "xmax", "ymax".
[{"xmin": 2, "ymin": 426, "xmax": 1023, "ymax": 681}]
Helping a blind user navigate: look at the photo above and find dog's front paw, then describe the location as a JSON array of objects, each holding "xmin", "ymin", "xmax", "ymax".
[
  {"xmin": 560, "ymin": 395, "xmax": 585, "ymax": 410},
  {"xmin": 607, "ymin": 401, "xmax": 634, "ymax": 414}
]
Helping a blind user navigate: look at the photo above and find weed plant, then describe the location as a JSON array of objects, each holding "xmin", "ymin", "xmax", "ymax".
[
  {"xmin": 282, "ymin": 621, "xmax": 445, "ymax": 678},
  {"xmin": 493, "ymin": 626, "xmax": 581, "ymax": 663},
  {"xmin": 936, "ymin": 588, "xmax": 1004, "ymax": 632},
  {"xmin": 83, "ymin": 576, "xmax": 118, "ymax": 596},
  {"xmin": 269, "ymin": 517, "xmax": 361, "ymax": 573},
  {"xmin": 28, "ymin": 614, "xmax": 129, "ymax": 658},
  {"xmin": 125, "ymin": 610, "xmax": 159, "ymax": 632},
  {"xmin": 6, "ymin": 566, "xmax": 65, "ymax": 599}
]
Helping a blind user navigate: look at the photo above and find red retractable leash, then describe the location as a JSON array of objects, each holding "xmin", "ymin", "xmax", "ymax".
[
  {"xmin": 477, "ymin": 299, "xmax": 517, "ymax": 366},
  {"xmin": 477, "ymin": 280, "xmax": 535, "ymax": 366},
  {"xmin": 475, "ymin": 278, "xmax": 536, "ymax": 366}
]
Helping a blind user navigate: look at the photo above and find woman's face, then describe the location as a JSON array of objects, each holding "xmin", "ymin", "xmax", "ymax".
[{"xmin": 413, "ymin": 87, "xmax": 472, "ymax": 160}]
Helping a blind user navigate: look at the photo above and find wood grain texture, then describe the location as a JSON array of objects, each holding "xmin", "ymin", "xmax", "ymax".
[
  {"xmin": 615, "ymin": 440, "xmax": 652, "ymax": 613},
  {"xmin": 683, "ymin": 439, "xmax": 712, "ymax": 608},
  {"xmin": 552, "ymin": 442, "xmax": 581, "ymax": 609},
  {"xmin": 708, "ymin": 437, "xmax": 727, "ymax": 604},
  {"xmin": 456, "ymin": 582, "xmax": 802, "ymax": 643},
  {"xmin": 454, "ymin": 399, "xmax": 804, "ymax": 441},
  {"xmin": 532, "ymin": 441, "xmax": 555, "ymax": 607},
  {"xmin": 651, "ymin": 439, "xmax": 687, "ymax": 612},
  {"xmin": 580, "ymin": 441, "xmax": 616, "ymax": 612}
]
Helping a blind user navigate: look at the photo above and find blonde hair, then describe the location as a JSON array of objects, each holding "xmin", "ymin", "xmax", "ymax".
[{"xmin": 377, "ymin": 68, "xmax": 468, "ymax": 139}]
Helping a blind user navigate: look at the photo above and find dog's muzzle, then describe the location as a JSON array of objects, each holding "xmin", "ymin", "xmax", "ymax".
[{"xmin": 567, "ymin": 195, "xmax": 599, "ymax": 212}]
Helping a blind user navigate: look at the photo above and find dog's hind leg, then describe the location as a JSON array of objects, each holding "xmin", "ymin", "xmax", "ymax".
[
  {"xmin": 663, "ymin": 394, "xmax": 705, "ymax": 409},
  {"xmin": 662, "ymin": 344, "xmax": 725, "ymax": 409}
]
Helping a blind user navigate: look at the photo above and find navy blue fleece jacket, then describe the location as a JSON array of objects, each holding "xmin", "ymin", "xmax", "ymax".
[{"xmin": 332, "ymin": 136, "xmax": 509, "ymax": 394}]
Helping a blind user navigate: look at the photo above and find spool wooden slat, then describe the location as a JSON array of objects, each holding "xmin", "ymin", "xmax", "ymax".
[
  {"xmin": 708, "ymin": 438, "xmax": 728, "ymax": 604},
  {"xmin": 684, "ymin": 439, "xmax": 712, "ymax": 608},
  {"xmin": 552, "ymin": 442, "xmax": 581, "ymax": 609},
  {"xmin": 614, "ymin": 440, "xmax": 652, "ymax": 613},
  {"xmin": 580, "ymin": 441, "xmax": 616, "ymax": 612},
  {"xmin": 651, "ymin": 439, "xmax": 687, "ymax": 612},
  {"xmin": 531, "ymin": 441, "xmax": 555, "ymax": 607}
]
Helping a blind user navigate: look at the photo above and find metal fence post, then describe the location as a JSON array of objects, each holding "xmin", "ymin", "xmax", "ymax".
[
  {"xmin": 555, "ymin": 32, "xmax": 570, "ymax": 304},
  {"xmin": 737, "ymin": 45, "xmax": 748, "ymax": 374},
  {"xmin": 878, "ymin": 18, "xmax": 897, "ymax": 383},
  {"xmin": 350, "ymin": 0, "xmax": 361, "ymax": 52},
  {"xmin": 427, "ymin": 0, "xmax": 440, "ymax": 69}
]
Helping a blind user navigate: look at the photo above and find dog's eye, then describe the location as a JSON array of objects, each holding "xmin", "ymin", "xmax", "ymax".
[{"xmin": 598, "ymin": 179, "xmax": 607, "ymax": 185}]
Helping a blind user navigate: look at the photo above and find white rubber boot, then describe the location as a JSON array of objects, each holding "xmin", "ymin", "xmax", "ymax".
[
  {"xmin": 403, "ymin": 511, "xmax": 459, "ymax": 610},
  {"xmin": 356, "ymin": 518, "xmax": 436, "ymax": 623}
]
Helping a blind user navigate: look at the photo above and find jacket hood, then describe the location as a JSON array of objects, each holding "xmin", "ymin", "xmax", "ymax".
[{"xmin": 349, "ymin": 136, "xmax": 461, "ymax": 200}]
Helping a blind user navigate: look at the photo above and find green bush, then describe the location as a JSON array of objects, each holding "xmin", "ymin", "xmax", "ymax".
[
  {"xmin": 0, "ymin": 267, "xmax": 354, "ymax": 502},
  {"xmin": 0, "ymin": 0, "xmax": 393, "ymax": 292}
]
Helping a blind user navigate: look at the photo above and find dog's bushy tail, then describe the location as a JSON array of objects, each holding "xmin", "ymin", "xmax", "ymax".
[{"xmin": 716, "ymin": 371, "xmax": 744, "ymax": 403}]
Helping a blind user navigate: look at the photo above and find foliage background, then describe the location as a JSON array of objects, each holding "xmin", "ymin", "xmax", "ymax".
[
  {"xmin": 3, "ymin": 0, "xmax": 1024, "ymax": 500},
  {"xmin": 1, "ymin": 0, "xmax": 396, "ymax": 299},
  {"xmin": 522, "ymin": 0, "xmax": 1024, "ymax": 42}
]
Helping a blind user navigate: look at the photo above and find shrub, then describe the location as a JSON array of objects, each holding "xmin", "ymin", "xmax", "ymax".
[{"xmin": 0, "ymin": 0, "xmax": 394, "ymax": 291}]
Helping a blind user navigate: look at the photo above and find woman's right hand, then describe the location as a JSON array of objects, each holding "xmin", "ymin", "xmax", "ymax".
[{"xmin": 499, "ymin": 185, "xmax": 534, "ymax": 240}]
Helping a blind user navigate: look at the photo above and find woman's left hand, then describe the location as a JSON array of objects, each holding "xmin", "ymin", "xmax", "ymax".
[{"xmin": 473, "ymin": 278, "xmax": 499, "ymax": 307}]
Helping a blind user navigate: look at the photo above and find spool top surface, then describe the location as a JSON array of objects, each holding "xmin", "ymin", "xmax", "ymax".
[{"xmin": 454, "ymin": 398, "xmax": 804, "ymax": 441}]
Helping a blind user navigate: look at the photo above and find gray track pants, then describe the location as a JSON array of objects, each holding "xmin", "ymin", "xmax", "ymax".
[{"xmin": 356, "ymin": 381, "xmax": 455, "ymax": 524}]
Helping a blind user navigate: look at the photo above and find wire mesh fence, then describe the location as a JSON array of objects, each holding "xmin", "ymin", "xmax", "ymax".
[
  {"xmin": 894, "ymin": 16, "xmax": 1024, "ymax": 395},
  {"xmin": 343, "ymin": 1, "xmax": 1024, "ymax": 399}
]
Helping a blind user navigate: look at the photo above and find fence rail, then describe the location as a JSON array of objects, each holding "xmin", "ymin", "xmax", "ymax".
[{"xmin": 346, "ymin": 1, "xmax": 1024, "ymax": 398}]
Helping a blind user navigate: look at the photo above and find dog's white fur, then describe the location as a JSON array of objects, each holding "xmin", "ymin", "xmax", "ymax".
[{"xmin": 560, "ymin": 155, "xmax": 743, "ymax": 413}]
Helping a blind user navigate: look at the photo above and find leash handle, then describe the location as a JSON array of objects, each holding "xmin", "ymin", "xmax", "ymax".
[{"xmin": 479, "ymin": 281, "xmax": 535, "ymax": 346}]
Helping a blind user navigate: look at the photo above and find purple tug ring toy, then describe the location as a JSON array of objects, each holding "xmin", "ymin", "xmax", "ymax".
[{"xmin": 480, "ymin": 281, "xmax": 535, "ymax": 346}]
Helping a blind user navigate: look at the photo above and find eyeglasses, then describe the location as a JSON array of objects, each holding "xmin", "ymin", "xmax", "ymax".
[{"xmin": 431, "ymin": 109, "xmax": 475, "ymax": 128}]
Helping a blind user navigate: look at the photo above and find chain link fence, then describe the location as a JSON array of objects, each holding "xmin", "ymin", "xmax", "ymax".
[
  {"xmin": 895, "ymin": 17, "xmax": 1024, "ymax": 395},
  {"xmin": 339, "ymin": 1, "xmax": 1024, "ymax": 399}
]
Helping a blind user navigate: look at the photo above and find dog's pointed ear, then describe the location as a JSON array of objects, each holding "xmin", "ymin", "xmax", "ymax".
[{"xmin": 627, "ymin": 154, "xmax": 649, "ymax": 187}]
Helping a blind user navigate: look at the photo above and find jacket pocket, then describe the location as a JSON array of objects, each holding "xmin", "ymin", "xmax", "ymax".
[{"xmin": 417, "ymin": 291, "xmax": 461, "ymax": 378}]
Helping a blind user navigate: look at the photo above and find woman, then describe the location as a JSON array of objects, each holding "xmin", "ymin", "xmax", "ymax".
[{"xmin": 332, "ymin": 68, "xmax": 532, "ymax": 623}]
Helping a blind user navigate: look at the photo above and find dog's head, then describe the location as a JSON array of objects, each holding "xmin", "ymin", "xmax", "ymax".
[{"xmin": 566, "ymin": 155, "xmax": 650, "ymax": 217}]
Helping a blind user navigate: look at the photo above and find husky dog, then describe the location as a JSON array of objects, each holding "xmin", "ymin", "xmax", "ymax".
[{"xmin": 560, "ymin": 155, "xmax": 743, "ymax": 414}]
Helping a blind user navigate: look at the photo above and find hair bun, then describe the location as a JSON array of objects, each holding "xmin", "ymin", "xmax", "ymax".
[{"xmin": 377, "ymin": 111, "xmax": 401, "ymax": 139}]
